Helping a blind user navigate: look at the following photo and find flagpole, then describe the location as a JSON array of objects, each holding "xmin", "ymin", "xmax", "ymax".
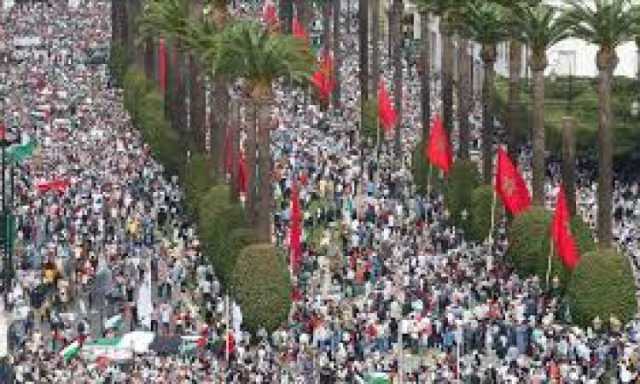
[
  {"xmin": 546, "ymin": 240, "xmax": 554, "ymax": 291},
  {"xmin": 488, "ymin": 187, "xmax": 497, "ymax": 244},
  {"xmin": 225, "ymin": 293, "xmax": 230, "ymax": 364},
  {"xmin": 426, "ymin": 164, "xmax": 433, "ymax": 198}
]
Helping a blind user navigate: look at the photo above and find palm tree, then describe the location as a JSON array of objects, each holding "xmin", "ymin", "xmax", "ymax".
[
  {"xmin": 280, "ymin": 0, "xmax": 294, "ymax": 34},
  {"xmin": 459, "ymin": 1, "xmax": 509, "ymax": 183},
  {"xmin": 415, "ymin": 0, "xmax": 463, "ymax": 135},
  {"xmin": 112, "ymin": 0, "xmax": 129, "ymax": 85},
  {"xmin": 563, "ymin": 0, "xmax": 640, "ymax": 248},
  {"xmin": 189, "ymin": 0, "xmax": 207, "ymax": 152},
  {"xmin": 138, "ymin": 0, "xmax": 190, "ymax": 132},
  {"xmin": 215, "ymin": 21, "xmax": 314, "ymax": 241},
  {"xmin": 510, "ymin": 4, "xmax": 570, "ymax": 206}
]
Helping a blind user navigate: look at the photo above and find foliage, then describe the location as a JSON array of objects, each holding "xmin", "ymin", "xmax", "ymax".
[
  {"xmin": 198, "ymin": 185, "xmax": 251, "ymax": 288},
  {"xmin": 458, "ymin": 2, "xmax": 510, "ymax": 48},
  {"xmin": 109, "ymin": 43, "xmax": 128, "ymax": 86},
  {"xmin": 184, "ymin": 153, "xmax": 216, "ymax": 216},
  {"xmin": 566, "ymin": 248, "xmax": 637, "ymax": 327},
  {"xmin": 412, "ymin": 141, "xmax": 444, "ymax": 196},
  {"xmin": 361, "ymin": 98, "xmax": 378, "ymax": 142},
  {"xmin": 231, "ymin": 244, "xmax": 292, "ymax": 335},
  {"xmin": 494, "ymin": 76, "xmax": 640, "ymax": 169},
  {"xmin": 137, "ymin": 0, "xmax": 190, "ymax": 44},
  {"xmin": 507, "ymin": 207, "xmax": 596, "ymax": 288},
  {"xmin": 509, "ymin": 4, "xmax": 571, "ymax": 63},
  {"xmin": 468, "ymin": 185, "xmax": 497, "ymax": 242},
  {"xmin": 445, "ymin": 160, "xmax": 481, "ymax": 235},
  {"xmin": 563, "ymin": 0, "xmax": 640, "ymax": 50},
  {"xmin": 215, "ymin": 21, "xmax": 315, "ymax": 93}
]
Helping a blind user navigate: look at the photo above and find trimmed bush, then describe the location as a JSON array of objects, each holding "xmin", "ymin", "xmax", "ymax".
[
  {"xmin": 412, "ymin": 141, "xmax": 445, "ymax": 196},
  {"xmin": 231, "ymin": 244, "xmax": 292, "ymax": 335},
  {"xmin": 445, "ymin": 160, "xmax": 481, "ymax": 234},
  {"xmin": 507, "ymin": 207, "xmax": 596, "ymax": 287},
  {"xmin": 184, "ymin": 154, "xmax": 216, "ymax": 216},
  {"xmin": 467, "ymin": 185, "xmax": 497, "ymax": 242},
  {"xmin": 566, "ymin": 248, "xmax": 637, "ymax": 327},
  {"xmin": 215, "ymin": 228, "xmax": 259, "ymax": 288}
]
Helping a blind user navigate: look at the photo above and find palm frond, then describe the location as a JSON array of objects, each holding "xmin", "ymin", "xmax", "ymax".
[
  {"xmin": 138, "ymin": 0, "xmax": 190, "ymax": 45},
  {"xmin": 459, "ymin": 2, "xmax": 510, "ymax": 47}
]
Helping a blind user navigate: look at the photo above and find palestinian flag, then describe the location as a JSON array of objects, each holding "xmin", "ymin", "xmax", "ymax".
[{"xmin": 60, "ymin": 340, "xmax": 81, "ymax": 362}]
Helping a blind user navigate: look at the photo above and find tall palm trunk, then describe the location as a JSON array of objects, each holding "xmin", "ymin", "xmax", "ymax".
[
  {"xmin": 189, "ymin": 0, "xmax": 206, "ymax": 151},
  {"xmin": 531, "ymin": 56, "xmax": 547, "ymax": 206},
  {"xmin": 371, "ymin": 0, "xmax": 380, "ymax": 94},
  {"xmin": 392, "ymin": 0, "xmax": 403, "ymax": 156},
  {"xmin": 481, "ymin": 47, "xmax": 496, "ymax": 184},
  {"xmin": 358, "ymin": 0, "xmax": 369, "ymax": 129},
  {"xmin": 230, "ymin": 99, "xmax": 241, "ymax": 202},
  {"xmin": 457, "ymin": 39, "xmax": 471, "ymax": 160},
  {"xmin": 507, "ymin": 40, "xmax": 522, "ymax": 162},
  {"xmin": 111, "ymin": 0, "xmax": 128, "ymax": 85},
  {"xmin": 419, "ymin": 10, "xmax": 431, "ymax": 141},
  {"xmin": 440, "ymin": 20, "xmax": 454, "ymax": 133},
  {"xmin": 323, "ymin": 0, "xmax": 331, "ymax": 53},
  {"xmin": 332, "ymin": 0, "xmax": 342, "ymax": 109},
  {"xmin": 596, "ymin": 50, "xmax": 617, "ymax": 248},
  {"xmin": 174, "ymin": 46, "xmax": 188, "ymax": 134},
  {"xmin": 144, "ymin": 38, "xmax": 155, "ymax": 81},
  {"xmin": 256, "ymin": 102, "xmax": 274, "ymax": 242},
  {"xmin": 212, "ymin": 77, "xmax": 230, "ymax": 176},
  {"xmin": 246, "ymin": 105, "xmax": 258, "ymax": 219},
  {"xmin": 280, "ymin": 0, "xmax": 294, "ymax": 34},
  {"xmin": 190, "ymin": 55, "xmax": 206, "ymax": 150}
]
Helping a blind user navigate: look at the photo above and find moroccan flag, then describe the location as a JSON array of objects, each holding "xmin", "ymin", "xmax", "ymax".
[
  {"xmin": 310, "ymin": 50, "xmax": 335, "ymax": 102},
  {"xmin": 262, "ymin": 0, "xmax": 278, "ymax": 27},
  {"xmin": 377, "ymin": 80, "xmax": 397, "ymax": 133},
  {"xmin": 292, "ymin": 16, "xmax": 308, "ymax": 43},
  {"xmin": 158, "ymin": 38, "xmax": 167, "ymax": 93},
  {"xmin": 495, "ymin": 147, "xmax": 531, "ymax": 215},
  {"xmin": 551, "ymin": 185, "xmax": 580, "ymax": 269},
  {"xmin": 37, "ymin": 179, "xmax": 71, "ymax": 193},
  {"xmin": 425, "ymin": 114, "xmax": 453, "ymax": 174},
  {"xmin": 237, "ymin": 152, "xmax": 248, "ymax": 194},
  {"xmin": 0, "ymin": 122, "xmax": 5, "ymax": 141},
  {"xmin": 224, "ymin": 128, "xmax": 233, "ymax": 176},
  {"xmin": 225, "ymin": 331, "xmax": 235, "ymax": 356},
  {"xmin": 289, "ymin": 181, "xmax": 303, "ymax": 270}
]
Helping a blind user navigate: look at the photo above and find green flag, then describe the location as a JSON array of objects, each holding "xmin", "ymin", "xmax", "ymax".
[{"xmin": 7, "ymin": 139, "xmax": 38, "ymax": 163}]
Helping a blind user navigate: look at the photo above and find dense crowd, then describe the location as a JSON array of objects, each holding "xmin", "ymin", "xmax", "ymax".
[{"xmin": 2, "ymin": 1, "xmax": 640, "ymax": 383}]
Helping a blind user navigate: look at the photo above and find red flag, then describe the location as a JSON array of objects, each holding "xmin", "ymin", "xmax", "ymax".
[
  {"xmin": 425, "ymin": 114, "xmax": 453, "ymax": 173},
  {"xmin": 495, "ymin": 147, "xmax": 531, "ymax": 215},
  {"xmin": 289, "ymin": 181, "xmax": 303, "ymax": 270},
  {"xmin": 292, "ymin": 16, "xmax": 308, "ymax": 43},
  {"xmin": 237, "ymin": 152, "xmax": 248, "ymax": 194},
  {"xmin": 551, "ymin": 185, "xmax": 580, "ymax": 269},
  {"xmin": 377, "ymin": 80, "xmax": 397, "ymax": 133},
  {"xmin": 158, "ymin": 39, "xmax": 167, "ymax": 93},
  {"xmin": 262, "ymin": 1, "xmax": 278, "ymax": 27},
  {"xmin": 224, "ymin": 128, "xmax": 233, "ymax": 176},
  {"xmin": 225, "ymin": 331, "xmax": 235, "ymax": 355},
  {"xmin": 37, "ymin": 179, "xmax": 71, "ymax": 193},
  {"xmin": 0, "ymin": 122, "xmax": 5, "ymax": 141}
]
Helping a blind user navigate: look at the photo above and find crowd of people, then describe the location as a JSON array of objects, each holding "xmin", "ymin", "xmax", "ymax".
[{"xmin": 2, "ymin": 0, "xmax": 640, "ymax": 383}]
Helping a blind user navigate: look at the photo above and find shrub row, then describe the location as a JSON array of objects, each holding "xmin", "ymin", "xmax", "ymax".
[{"xmin": 123, "ymin": 68, "xmax": 291, "ymax": 334}]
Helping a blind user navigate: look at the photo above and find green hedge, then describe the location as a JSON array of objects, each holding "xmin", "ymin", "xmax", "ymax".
[
  {"xmin": 566, "ymin": 248, "xmax": 637, "ymax": 327},
  {"xmin": 184, "ymin": 153, "xmax": 216, "ymax": 216},
  {"xmin": 412, "ymin": 141, "xmax": 445, "ymax": 196},
  {"xmin": 231, "ymin": 244, "xmax": 292, "ymax": 335},
  {"xmin": 445, "ymin": 161, "xmax": 480, "ymax": 234},
  {"xmin": 507, "ymin": 207, "xmax": 596, "ymax": 288},
  {"xmin": 467, "ymin": 185, "xmax": 497, "ymax": 242}
]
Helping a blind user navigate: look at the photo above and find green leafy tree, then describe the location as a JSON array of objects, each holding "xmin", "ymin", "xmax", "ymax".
[{"xmin": 563, "ymin": 0, "xmax": 640, "ymax": 248}]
